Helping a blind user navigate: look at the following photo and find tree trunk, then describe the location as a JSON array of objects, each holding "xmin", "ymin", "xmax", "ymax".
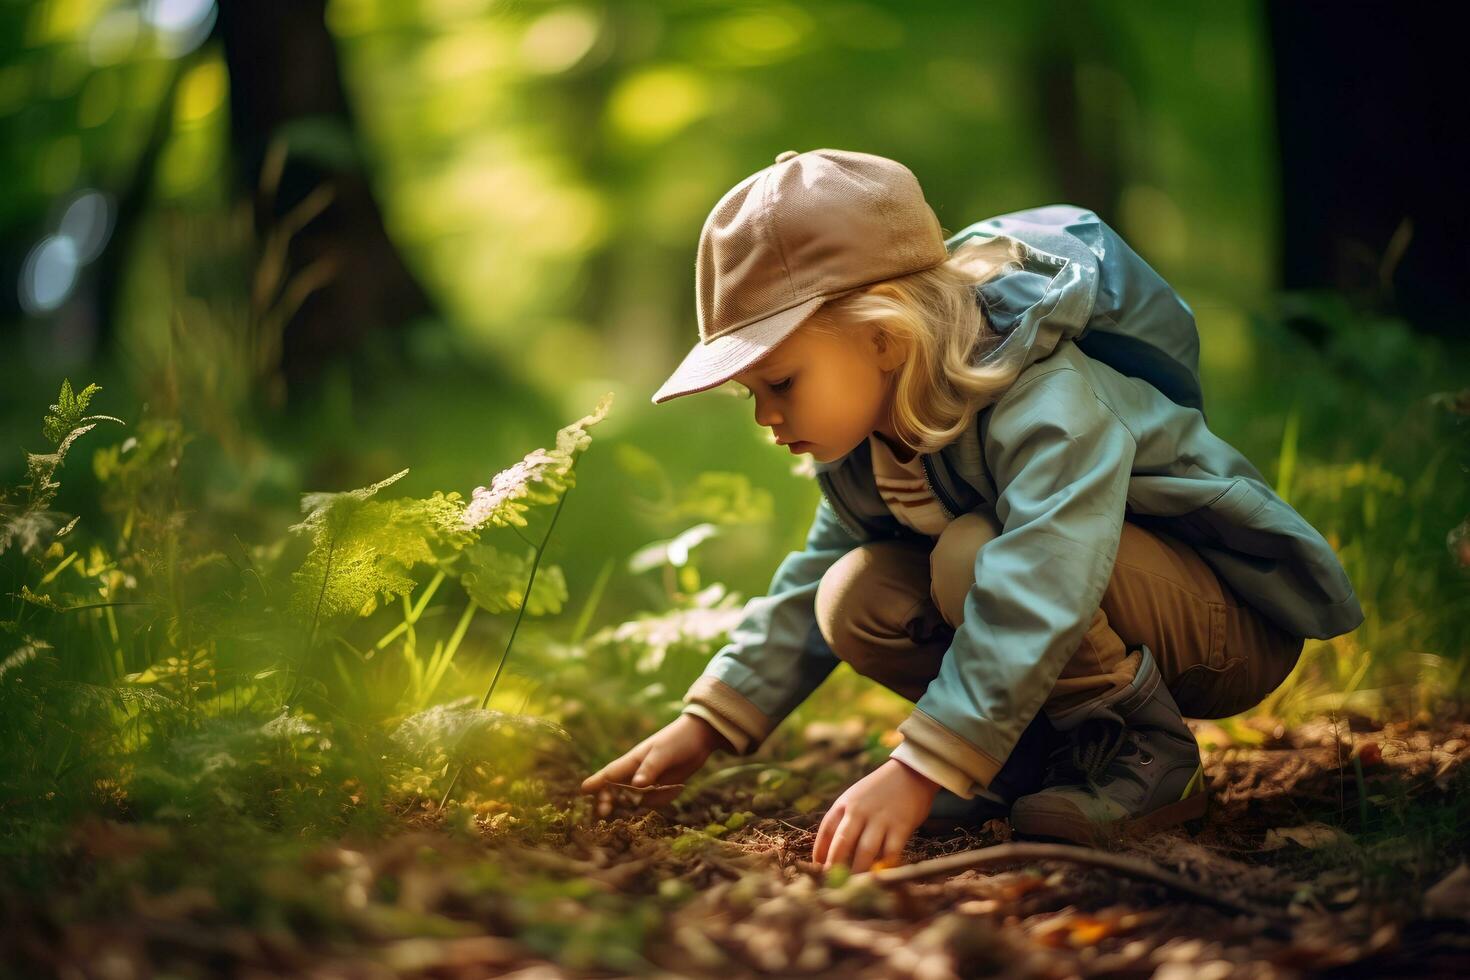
[
  {"xmin": 1266, "ymin": 2, "xmax": 1470, "ymax": 343},
  {"xmin": 216, "ymin": 0, "xmax": 433, "ymax": 393}
]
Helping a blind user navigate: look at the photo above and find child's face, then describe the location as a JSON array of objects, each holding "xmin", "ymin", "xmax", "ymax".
[{"xmin": 730, "ymin": 320, "xmax": 902, "ymax": 464}]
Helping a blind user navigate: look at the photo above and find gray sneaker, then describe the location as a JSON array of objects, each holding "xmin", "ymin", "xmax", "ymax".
[
  {"xmin": 919, "ymin": 710, "xmax": 1060, "ymax": 834},
  {"xmin": 1009, "ymin": 644, "xmax": 1207, "ymax": 846}
]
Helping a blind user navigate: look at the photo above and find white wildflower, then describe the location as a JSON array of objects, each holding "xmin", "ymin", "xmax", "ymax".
[
  {"xmin": 587, "ymin": 583, "xmax": 745, "ymax": 674},
  {"xmin": 462, "ymin": 392, "xmax": 613, "ymax": 531},
  {"xmin": 462, "ymin": 448, "xmax": 560, "ymax": 530}
]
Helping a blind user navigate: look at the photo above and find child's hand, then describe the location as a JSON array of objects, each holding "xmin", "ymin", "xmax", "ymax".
[
  {"xmin": 813, "ymin": 758, "xmax": 941, "ymax": 873},
  {"xmin": 580, "ymin": 714, "xmax": 726, "ymax": 817}
]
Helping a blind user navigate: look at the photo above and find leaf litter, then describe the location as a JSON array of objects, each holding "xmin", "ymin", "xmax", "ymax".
[{"xmin": 3, "ymin": 713, "xmax": 1469, "ymax": 978}]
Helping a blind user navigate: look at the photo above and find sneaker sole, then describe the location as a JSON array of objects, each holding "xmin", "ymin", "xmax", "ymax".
[{"xmin": 1011, "ymin": 773, "xmax": 1210, "ymax": 847}]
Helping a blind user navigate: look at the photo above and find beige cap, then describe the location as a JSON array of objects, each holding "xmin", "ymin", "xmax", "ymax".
[{"xmin": 651, "ymin": 148, "xmax": 949, "ymax": 404}]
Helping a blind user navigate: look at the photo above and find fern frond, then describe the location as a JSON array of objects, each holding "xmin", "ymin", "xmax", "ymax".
[
  {"xmin": 462, "ymin": 392, "xmax": 613, "ymax": 531},
  {"xmin": 0, "ymin": 506, "xmax": 68, "ymax": 557},
  {"xmin": 456, "ymin": 543, "xmax": 568, "ymax": 615},
  {"xmin": 42, "ymin": 380, "xmax": 122, "ymax": 447},
  {"xmin": 288, "ymin": 484, "xmax": 472, "ymax": 623},
  {"xmin": 12, "ymin": 380, "xmax": 123, "ymax": 523},
  {"xmin": 0, "ymin": 638, "xmax": 49, "ymax": 681},
  {"xmin": 586, "ymin": 583, "xmax": 746, "ymax": 674},
  {"xmin": 391, "ymin": 696, "xmax": 571, "ymax": 763},
  {"xmin": 291, "ymin": 538, "xmax": 416, "ymax": 622},
  {"xmin": 291, "ymin": 467, "xmax": 410, "ymax": 536}
]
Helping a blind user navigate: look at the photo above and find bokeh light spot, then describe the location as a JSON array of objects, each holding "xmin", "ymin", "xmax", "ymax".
[
  {"xmin": 59, "ymin": 189, "xmax": 114, "ymax": 263},
  {"xmin": 20, "ymin": 235, "xmax": 80, "ymax": 315},
  {"xmin": 143, "ymin": 0, "xmax": 218, "ymax": 57},
  {"xmin": 520, "ymin": 6, "xmax": 600, "ymax": 75},
  {"xmin": 608, "ymin": 66, "xmax": 708, "ymax": 144},
  {"xmin": 177, "ymin": 57, "xmax": 228, "ymax": 124}
]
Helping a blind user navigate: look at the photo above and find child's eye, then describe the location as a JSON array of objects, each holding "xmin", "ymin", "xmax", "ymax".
[{"xmin": 739, "ymin": 378, "xmax": 792, "ymax": 398}]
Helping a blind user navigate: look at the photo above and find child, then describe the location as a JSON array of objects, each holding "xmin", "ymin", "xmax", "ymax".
[{"xmin": 579, "ymin": 149, "xmax": 1364, "ymax": 871}]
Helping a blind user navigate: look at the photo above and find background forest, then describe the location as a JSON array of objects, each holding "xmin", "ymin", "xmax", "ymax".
[{"xmin": 1, "ymin": 1, "xmax": 1468, "ymax": 976}]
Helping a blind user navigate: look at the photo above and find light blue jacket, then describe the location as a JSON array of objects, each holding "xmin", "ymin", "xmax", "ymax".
[{"xmin": 680, "ymin": 205, "xmax": 1364, "ymax": 794}]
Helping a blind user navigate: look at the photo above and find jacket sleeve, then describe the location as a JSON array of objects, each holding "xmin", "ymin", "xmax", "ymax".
[
  {"xmin": 896, "ymin": 366, "xmax": 1137, "ymax": 795},
  {"xmin": 680, "ymin": 493, "xmax": 865, "ymax": 755}
]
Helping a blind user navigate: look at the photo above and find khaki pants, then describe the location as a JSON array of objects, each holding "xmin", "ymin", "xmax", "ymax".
[{"xmin": 813, "ymin": 511, "xmax": 1305, "ymax": 723}]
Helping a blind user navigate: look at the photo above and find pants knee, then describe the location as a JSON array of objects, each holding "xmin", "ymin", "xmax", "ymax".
[
  {"xmin": 814, "ymin": 549, "xmax": 866, "ymax": 663},
  {"xmin": 929, "ymin": 510, "xmax": 1001, "ymax": 627},
  {"xmin": 815, "ymin": 543, "xmax": 935, "ymax": 668}
]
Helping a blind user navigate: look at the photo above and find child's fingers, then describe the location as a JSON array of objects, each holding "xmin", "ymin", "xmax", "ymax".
[
  {"xmin": 883, "ymin": 825, "xmax": 912, "ymax": 867},
  {"xmin": 812, "ymin": 804, "xmax": 841, "ymax": 865},
  {"xmin": 581, "ymin": 746, "xmax": 643, "ymax": 795},
  {"xmin": 851, "ymin": 821, "xmax": 886, "ymax": 873},
  {"xmin": 629, "ymin": 749, "xmax": 664, "ymax": 788},
  {"xmin": 581, "ymin": 761, "xmax": 622, "ymax": 794},
  {"xmin": 875, "ymin": 832, "xmax": 906, "ymax": 871},
  {"xmin": 828, "ymin": 813, "xmax": 863, "ymax": 870}
]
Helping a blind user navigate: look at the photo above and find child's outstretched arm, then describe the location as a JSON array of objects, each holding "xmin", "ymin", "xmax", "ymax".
[
  {"xmin": 579, "ymin": 713, "xmax": 730, "ymax": 818},
  {"xmin": 678, "ymin": 494, "xmax": 867, "ymax": 753}
]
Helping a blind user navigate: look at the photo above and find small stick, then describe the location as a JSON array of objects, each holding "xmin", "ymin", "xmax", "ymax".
[
  {"xmin": 850, "ymin": 841, "xmax": 1292, "ymax": 934},
  {"xmin": 604, "ymin": 779, "xmax": 685, "ymax": 792}
]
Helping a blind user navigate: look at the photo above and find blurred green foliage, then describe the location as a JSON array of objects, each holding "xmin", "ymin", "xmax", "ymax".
[{"xmin": 0, "ymin": 1, "xmax": 1466, "ymax": 912}]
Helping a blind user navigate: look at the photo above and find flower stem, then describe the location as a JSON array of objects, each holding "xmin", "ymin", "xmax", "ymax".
[{"xmin": 437, "ymin": 478, "xmax": 576, "ymax": 811}]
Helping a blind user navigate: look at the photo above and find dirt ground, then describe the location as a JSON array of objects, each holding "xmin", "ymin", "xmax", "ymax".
[{"xmin": 6, "ymin": 714, "xmax": 1470, "ymax": 979}]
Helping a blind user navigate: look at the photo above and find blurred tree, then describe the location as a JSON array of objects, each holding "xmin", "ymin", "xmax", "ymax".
[
  {"xmin": 1023, "ymin": 1, "xmax": 1130, "ymax": 225},
  {"xmin": 216, "ymin": 0, "xmax": 433, "ymax": 389},
  {"xmin": 1267, "ymin": 3, "xmax": 1470, "ymax": 342}
]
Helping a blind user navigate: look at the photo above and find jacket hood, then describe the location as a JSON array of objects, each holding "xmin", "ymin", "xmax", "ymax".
[
  {"xmin": 947, "ymin": 204, "xmax": 1106, "ymax": 392},
  {"xmin": 956, "ymin": 204, "xmax": 1206, "ymax": 417},
  {"xmin": 811, "ymin": 204, "xmax": 1205, "ymax": 477}
]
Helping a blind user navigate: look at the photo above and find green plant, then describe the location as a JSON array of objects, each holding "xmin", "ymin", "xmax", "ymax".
[{"xmin": 0, "ymin": 381, "xmax": 615, "ymax": 838}]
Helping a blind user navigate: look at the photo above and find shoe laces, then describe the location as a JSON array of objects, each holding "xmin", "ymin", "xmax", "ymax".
[{"xmin": 1047, "ymin": 718, "xmax": 1147, "ymax": 792}]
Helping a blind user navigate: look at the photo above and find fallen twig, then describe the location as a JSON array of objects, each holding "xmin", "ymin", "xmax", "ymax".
[
  {"xmin": 852, "ymin": 841, "xmax": 1293, "ymax": 935},
  {"xmin": 604, "ymin": 778, "xmax": 685, "ymax": 793}
]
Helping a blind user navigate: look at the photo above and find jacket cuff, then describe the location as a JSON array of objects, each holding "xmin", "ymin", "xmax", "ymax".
[
  {"xmin": 680, "ymin": 703, "xmax": 750, "ymax": 754},
  {"xmin": 682, "ymin": 675, "xmax": 776, "ymax": 756},
  {"xmin": 888, "ymin": 739, "xmax": 974, "ymax": 798},
  {"xmin": 896, "ymin": 708, "xmax": 1005, "ymax": 791}
]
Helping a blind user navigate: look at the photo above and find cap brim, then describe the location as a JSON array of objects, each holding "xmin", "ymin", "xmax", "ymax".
[{"xmin": 651, "ymin": 294, "xmax": 827, "ymax": 404}]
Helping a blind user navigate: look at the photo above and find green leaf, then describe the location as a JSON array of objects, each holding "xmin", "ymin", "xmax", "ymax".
[
  {"xmin": 670, "ymin": 472, "xmax": 774, "ymax": 526},
  {"xmin": 42, "ymin": 379, "xmax": 122, "ymax": 447},
  {"xmin": 289, "ymin": 486, "xmax": 472, "ymax": 623},
  {"xmin": 16, "ymin": 380, "xmax": 122, "ymax": 516},
  {"xmin": 291, "ymin": 467, "xmax": 411, "ymax": 536},
  {"xmin": 457, "ymin": 543, "xmax": 568, "ymax": 615}
]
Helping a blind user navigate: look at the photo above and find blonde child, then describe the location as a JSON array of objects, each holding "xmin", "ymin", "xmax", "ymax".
[{"xmin": 579, "ymin": 149, "xmax": 1363, "ymax": 872}]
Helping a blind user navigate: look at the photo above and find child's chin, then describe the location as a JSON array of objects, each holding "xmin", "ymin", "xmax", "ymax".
[{"xmin": 813, "ymin": 449, "xmax": 847, "ymax": 467}]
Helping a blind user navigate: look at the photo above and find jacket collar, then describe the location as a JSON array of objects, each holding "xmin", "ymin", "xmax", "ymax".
[{"xmin": 814, "ymin": 421, "xmax": 989, "ymax": 542}]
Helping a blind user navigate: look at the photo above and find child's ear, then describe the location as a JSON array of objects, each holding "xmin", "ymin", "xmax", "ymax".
[{"xmin": 872, "ymin": 326, "xmax": 906, "ymax": 372}]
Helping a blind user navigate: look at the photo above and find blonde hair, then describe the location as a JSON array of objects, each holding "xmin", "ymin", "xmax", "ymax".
[{"xmin": 801, "ymin": 234, "xmax": 1029, "ymax": 455}]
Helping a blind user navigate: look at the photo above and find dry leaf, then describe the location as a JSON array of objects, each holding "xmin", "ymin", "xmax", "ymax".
[{"xmin": 1260, "ymin": 822, "xmax": 1350, "ymax": 851}]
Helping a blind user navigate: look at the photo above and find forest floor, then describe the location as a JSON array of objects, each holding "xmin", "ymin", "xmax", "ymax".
[{"xmin": 6, "ymin": 713, "xmax": 1470, "ymax": 979}]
